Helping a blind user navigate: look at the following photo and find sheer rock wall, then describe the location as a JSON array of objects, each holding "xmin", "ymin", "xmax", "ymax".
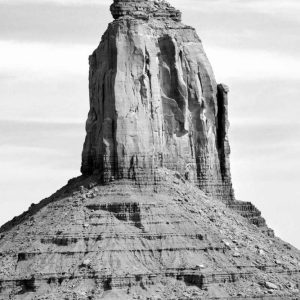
[{"xmin": 81, "ymin": 7, "xmax": 235, "ymax": 202}]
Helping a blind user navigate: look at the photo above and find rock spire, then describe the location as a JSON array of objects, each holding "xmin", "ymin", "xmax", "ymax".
[{"xmin": 81, "ymin": 0, "xmax": 235, "ymax": 202}]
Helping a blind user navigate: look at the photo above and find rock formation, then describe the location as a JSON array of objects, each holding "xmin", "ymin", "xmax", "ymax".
[
  {"xmin": 0, "ymin": 0, "xmax": 299, "ymax": 299},
  {"xmin": 81, "ymin": 0, "xmax": 235, "ymax": 202},
  {"xmin": 110, "ymin": 0, "xmax": 182, "ymax": 21}
]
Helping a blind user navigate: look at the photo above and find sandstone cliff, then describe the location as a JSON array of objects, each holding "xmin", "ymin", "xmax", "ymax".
[{"xmin": 81, "ymin": 1, "xmax": 234, "ymax": 202}]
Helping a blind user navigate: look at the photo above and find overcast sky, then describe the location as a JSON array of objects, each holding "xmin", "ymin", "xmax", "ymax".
[{"xmin": 0, "ymin": 0, "xmax": 299, "ymax": 248}]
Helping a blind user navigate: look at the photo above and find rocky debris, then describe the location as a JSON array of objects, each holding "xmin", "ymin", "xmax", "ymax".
[
  {"xmin": 232, "ymin": 251, "xmax": 241, "ymax": 258},
  {"xmin": 265, "ymin": 281, "xmax": 279, "ymax": 290},
  {"xmin": 194, "ymin": 264, "xmax": 206, "ymax": 270},
  {"xmin": 82, "ymin": 259, "xmax": 91, "ymax": 267},
  {"xmin": 227, "ymin": 200, "xmax": 271, "ymax": 230},
  {"xmin": 0, "ymin": 172, "xmax": 299, "ymax": 299}
]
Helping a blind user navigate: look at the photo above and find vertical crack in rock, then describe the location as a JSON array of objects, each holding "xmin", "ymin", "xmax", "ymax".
[{"xmin": 159, "ymin": 35, "xmax": 188, "ymax": 136}]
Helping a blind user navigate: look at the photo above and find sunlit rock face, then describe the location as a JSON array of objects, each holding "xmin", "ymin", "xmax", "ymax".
[{"xmin": 81, "ymin": 1, "xmax": 235, "ymax": 202}]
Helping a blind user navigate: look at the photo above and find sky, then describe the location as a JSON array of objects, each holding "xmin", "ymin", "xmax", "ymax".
[{"xmin": 0, "ymin": 0, "xmax": 299, "ymax": 248}]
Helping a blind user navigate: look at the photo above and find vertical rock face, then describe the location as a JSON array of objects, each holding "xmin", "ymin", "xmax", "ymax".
[
  {"xmin": 81, "ymin": 1, "xmax": 235, "ymax": 202},
  {"xmin": 1, "ymin": 1, "xmax": 300, "ymax": 299}
]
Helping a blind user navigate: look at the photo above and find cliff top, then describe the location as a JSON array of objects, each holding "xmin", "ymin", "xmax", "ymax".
[{"xmin": 110, "ymin": 0, "xmax": 182, "ymax": 22}]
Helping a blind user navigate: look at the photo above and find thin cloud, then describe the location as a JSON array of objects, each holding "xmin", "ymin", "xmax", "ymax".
[
  {"xmin": 2, "ymin": 0, "xmax": 300, "ymax": 23},
  {"xmin": 0, "ymin": 0, "xmax": 105, "ymax": 5},
  {"xmin": 2, "ymin": 40, "xmax": 300, "ymax": 82},
  {"xmin": 175, "ymin": 0, "xmax": 300, "ymax": 14},
  {"xmin": 0, "ymin": 40, "xmax": 93, "ymax": 79},
  {"xmin": 175, "ymin": 0, "xmax": 300, "ymax": 26},
  {"xmin": 206, "ymin": 46, "xmax": 300, "ymax": 81},
  {"xmin": 3, "ymin": 0, "xmax": 299, "ymax": 19}
]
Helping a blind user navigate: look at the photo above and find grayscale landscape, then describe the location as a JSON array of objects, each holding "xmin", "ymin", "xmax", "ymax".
[{"xmin": 0, "ymin": 0, "xmax": 299, "ymax": 299}]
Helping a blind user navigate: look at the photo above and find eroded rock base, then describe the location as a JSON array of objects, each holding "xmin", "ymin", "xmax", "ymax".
[{"xmin": 0, "ymin": 170, "xmax": 299, "ymax": 299}]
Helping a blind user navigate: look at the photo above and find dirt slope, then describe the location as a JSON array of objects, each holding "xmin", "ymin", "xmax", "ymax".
[{"xmin": 0, "ymin": 169, "xmax": 299, "ymax": 299}]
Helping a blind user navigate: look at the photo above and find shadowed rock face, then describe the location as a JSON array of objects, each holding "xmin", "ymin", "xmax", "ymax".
[{"xmin": 81, "ymin": 8, "xmax": 235, "ymax": 202}]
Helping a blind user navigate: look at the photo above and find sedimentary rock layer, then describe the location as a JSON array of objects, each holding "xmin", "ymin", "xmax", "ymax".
[
  {"xmin": 81, "ymin": 12, "xmax": 235, "ymax": 202},
  {"xmin": 0, "ymin": 172, "xmax": 299, "ymax": 299}
]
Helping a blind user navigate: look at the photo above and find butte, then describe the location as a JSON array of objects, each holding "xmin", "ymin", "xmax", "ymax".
[{"xmin": 0, "ymin": 0, "xmax": 299, "ymax": 299}]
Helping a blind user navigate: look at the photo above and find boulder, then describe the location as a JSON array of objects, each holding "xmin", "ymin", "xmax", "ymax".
[{"xmin": 265, "ymin": 282, "xmax": 279, "ymax": 290}]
